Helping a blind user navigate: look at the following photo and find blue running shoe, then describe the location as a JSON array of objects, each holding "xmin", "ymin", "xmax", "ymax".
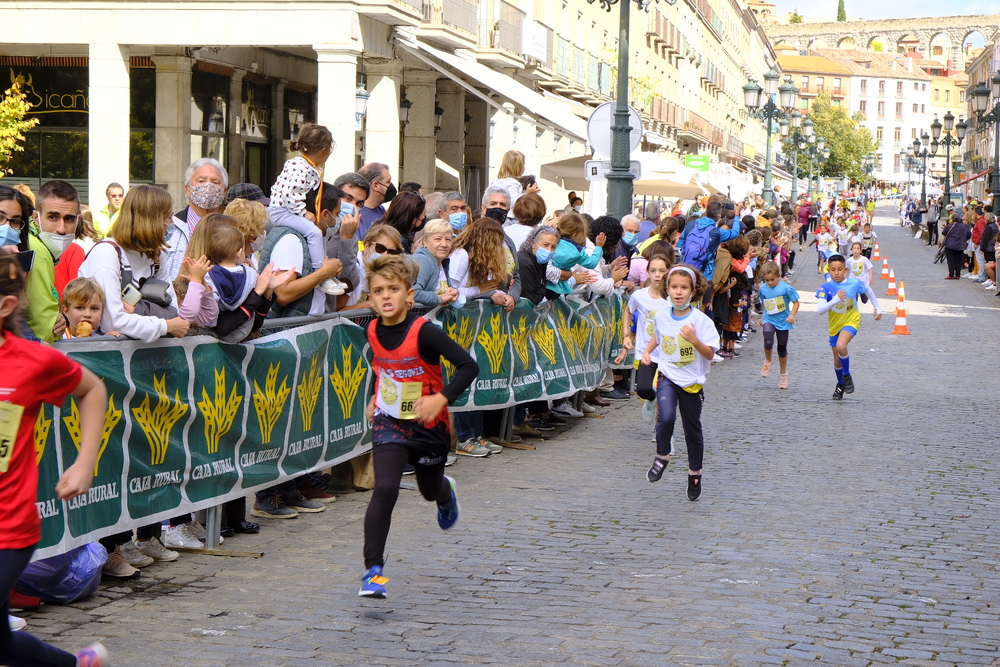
[
  {"xmin": 358, "ymin": 565, "xmax": 388, "ymax": 598},
  {"xmin": 437, "ymin": 475, "xmax": 460, "ymax": 530}
]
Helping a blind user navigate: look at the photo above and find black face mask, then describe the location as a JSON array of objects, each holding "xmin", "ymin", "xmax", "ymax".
[
  {"xmin": 484, "ymin": 207, "xmax": 507, "ymax": 223},
  {"xmin": 382, "ymin": 182, "xmax": 397, "ymax": 204}
]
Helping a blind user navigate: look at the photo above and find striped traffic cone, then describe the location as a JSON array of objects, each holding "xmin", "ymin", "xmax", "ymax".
[
  {"xmin": 879, "ymin": 258, "xmax": 890, "ymax": 279},
  {"xmin": 872, "ymin": 244, "xmax": 882, "ymax": 262},
  {"xmin": 885, "ymin": 269, "xmax": 898, "ymax": 296},
  {"xmin": 897, "ymin": 280, "xmax": 907, "ymax": 313},
  {"xmin": 890, "ymin": 283, "xmax": 911, "ymax": 335}
]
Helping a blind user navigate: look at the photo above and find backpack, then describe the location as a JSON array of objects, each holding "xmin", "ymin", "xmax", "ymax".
[{"xmin": 680, "ymin": 221, "xmax": 714, "ymax": 270}]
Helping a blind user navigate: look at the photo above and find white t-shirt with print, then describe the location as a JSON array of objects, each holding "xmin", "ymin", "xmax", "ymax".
[
  {"xmin": 849, "ymin": 255, "xmax": 874, "ymax": 286},
  {"xmin": 627, "ymin": 287, "xmax": 665, "ymax": 362},
  {"xmin": 270, "ymin": 234, "xmax": 327, "ymax": 316},
  {"xmin": 649, "ymin": 306, "xmax": 720, "ymax": 387}
]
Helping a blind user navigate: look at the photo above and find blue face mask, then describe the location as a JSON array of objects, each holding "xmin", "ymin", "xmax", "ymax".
[
  {"xmin": 449, "ymin": 212, "xmax": 468, "ymax": 231},
  {"xmin": 623, "ymin": 231, "xmax": 638, "ymax": 246},
  {"xmin": 535, "ymin": 247, "xmax": 553, "ymax": 264},
  {"xmin": 339, "ymin": 201, "xmax": 355, "ymax": 218},
  {"xmin": 0, "ymin": 224, "xmax": 20, "ymax": 246}
]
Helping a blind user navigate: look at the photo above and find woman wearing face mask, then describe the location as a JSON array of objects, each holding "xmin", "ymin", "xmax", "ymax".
[
  {"xmin": 0, "ymin": 186, "xmax": 37, "ymax": 338},
  {"xmin": 517, "ymin": 224, "xmax": 558, "ymax": 306},
  {"xmin": 345, "ymin": 224, "xmax": 404, "ymax": 307},
  {"xmin": 413, "ymin": 218, "xmax": 460, "ymax": 308}
]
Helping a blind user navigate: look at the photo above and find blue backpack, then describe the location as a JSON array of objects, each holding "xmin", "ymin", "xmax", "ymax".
[{"xmin": 680, "ymin": 221, "xmax": 714, "ymax": 271}]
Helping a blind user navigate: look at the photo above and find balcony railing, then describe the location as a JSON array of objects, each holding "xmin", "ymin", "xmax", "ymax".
[
  {"xmin": 556, "ymin": 36, "xmax": 571, "ymax": 78},
  {"xmin": 422, "ymin": 0, "xmax": 478, "ymax": 36},
  {"xmin": 497, "ymin": 1, "xmax": 524, "ymax": 54},
  {"xmin": 573, "ymin": 46, "xmax": 585, "ymax": 85}
]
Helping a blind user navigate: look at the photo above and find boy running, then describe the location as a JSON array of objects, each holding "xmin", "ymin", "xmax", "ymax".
[
  {"xmin": 815, "ymin": 254, "xmax": 882, "ymax": 400},
  {"xmin": 360, "ymin": 255, "xmax": 479, "ymax": 598}
]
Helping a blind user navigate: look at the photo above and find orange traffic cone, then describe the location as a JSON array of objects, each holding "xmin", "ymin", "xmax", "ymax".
[
  {"xmin": 879, "ymin": 258, "xmax": 890, "ymax": 279},
  {"xmin": 890, "ymin": 283, "xmax": 911, "ymax": 335},
  {"xmin": 885, "ymin": 269, "xmax": 898, "ymax": 296},
  {"xmin": 872, "ymin": 244, "xmax": 882, "ymax": 262}
]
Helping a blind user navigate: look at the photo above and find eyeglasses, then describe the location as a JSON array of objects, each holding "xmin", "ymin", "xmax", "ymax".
[
  {"xmin": 0, "ymin": 213, "xmax": 24, "ymax": 230},
  {"xmin": 373, "ymin": 243, "xmax": 402, "ymax": 255}
]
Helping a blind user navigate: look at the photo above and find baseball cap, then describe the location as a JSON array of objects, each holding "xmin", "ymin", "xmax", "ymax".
[
  {"xmin": 945, "ymin": 204, "xmax": 954, "ymax": 211},
  {"xmin": 226, "ymin": 183, "xmax": 270, "ymax": 205}
]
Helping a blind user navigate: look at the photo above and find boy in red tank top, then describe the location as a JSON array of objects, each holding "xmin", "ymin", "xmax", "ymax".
[{"xmin": 360, "ymin": 255, "xmax": 479, "ymax": 598}]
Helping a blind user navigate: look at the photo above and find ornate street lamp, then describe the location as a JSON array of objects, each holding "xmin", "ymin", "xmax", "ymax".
[
  {"xmin": 399, "ymin": 92, "xmax": 412, "ymax": 128},
  {"xmin": 745, "ymin": 70, "xmax": 800, "ymax": 205},
  {"xmin": 355, "ymin": 82, "xmax": 370, "ymax": 132},
  {"xmin": 803, "ymin": 135, "xmax": 825, "ymax": 199},
  {"xmin": 433, "ymin": 102, "xmax": 445, "ymax": 135},
  {"xmin": 912, "ymin": 132, "xmax": 936, "ymax": 207},
  {"xmin": 930, "ymin": 111, "xmax": 967, "ymax": 206},
  {"xmin": 970, "ymin": 71, "xmax": 1000, "ymax": 215},
  {"xmin": 780, "ymin": 112, "xmax": 813, "ymax": 201}
]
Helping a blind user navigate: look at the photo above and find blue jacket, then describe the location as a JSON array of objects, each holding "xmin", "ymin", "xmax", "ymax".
[
  {"xmin": 676, "ymin": 216, "xmax": 742, "ymax": 281},
  {"xmin": 413, "ymin": 247, "xmax": 450, "ymax": 307}
]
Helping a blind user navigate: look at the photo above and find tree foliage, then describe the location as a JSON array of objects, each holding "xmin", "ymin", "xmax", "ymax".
[
  {"xmin": 789, "ymin": 9, "xmax": 804, "ymax": 23},
  {"xmin": 871, "ymin": 41, "xmax": 884, "ymax": 52},
  {"xmin": 780, "ymin": 93, "xmax": 878, "ymax": 183},
  {"xmin": 837, "ymin": 0, "xmax": 847, "ymax": 21},
  {"xmin": 0, "ymin": 84, "xmax": 39, "ymax": 175}
]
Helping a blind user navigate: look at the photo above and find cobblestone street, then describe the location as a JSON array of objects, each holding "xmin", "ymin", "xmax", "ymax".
[{"xmin": 24, "ymin": 207, "xmax": 1000, "ymax": 666}]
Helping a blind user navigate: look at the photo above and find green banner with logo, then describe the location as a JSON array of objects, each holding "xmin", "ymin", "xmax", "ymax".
[{"xmin": 37, "ymin": 294, "xmax": 625, "ymax": 559}]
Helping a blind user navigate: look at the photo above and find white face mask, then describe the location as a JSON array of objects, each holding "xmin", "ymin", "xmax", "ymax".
[{"xmin": 39, "ymin": 231, "xmax": 74, "ymax": 259}]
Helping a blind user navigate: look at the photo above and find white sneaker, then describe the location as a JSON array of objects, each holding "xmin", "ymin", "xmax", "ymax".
[
  {"xmin": 8, "ymin": 615, "xmax": 26, "ymax": 631},
  {"xmin": 186, "ymin": 520, "xmax": 223, "ymax": 544},
  {"xmin": 137, "ymin": 536, "xmax": 180, "ymax": 562},
  {"xmin": 551, "ymin": 403, "xmax": 584, "ymax": 418},
  {"xmin": 163, "ymin": 523, "xmax": 205, "ymax": 550},
  {"xmin": 102, "ymin": 549, "xmax": 140, "ymax": 578},
  {"xmin": 984, "ymin": 282, "xmax": 995, "ymax": 289},
  {"xmin": 317, "ymin": 277, "xmax": 346, "ymax": 296},
  {"xmin": 580, "ymin": 402, "xmax": 596, "ymax": 413},
  {"xmin": 120, "ymin": 541, "xmax": 154, "ymax": 568},
  {"xmin": 641, "ymin": 399, "xmax": 655, "ymax": 424},
  {"xmin": 733, "ymin": 342, "xmax": 742, "ymax": 350},
  {"xmin": 712, "ymin": 353, "xmax": 725, "ymax": 364}
]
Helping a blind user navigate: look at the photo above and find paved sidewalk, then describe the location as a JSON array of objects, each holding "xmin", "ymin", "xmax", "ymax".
[{"xmin": 22, "ymin": 205, "xmax": 1000, "ymax": 665}]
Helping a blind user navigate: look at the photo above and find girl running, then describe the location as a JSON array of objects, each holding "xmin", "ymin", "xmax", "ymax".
[
  {"xmin": 617, "ymin": 253, "xmax": 671, "ymax": 405},
  {"xmin": 757, "ymin": 261, "xmax": 800, "ymax": 389},
  {"xmin": 640, "ymin": 265, "xmax": 720, "ymax": 500}
]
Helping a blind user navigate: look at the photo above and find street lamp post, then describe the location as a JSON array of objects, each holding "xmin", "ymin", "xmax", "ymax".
[
  {"xmin": 779, "ymin": 112, "xmax": 813, "ymax": 202},
  {"xmin": 970, "ymin": 71, "xmax": 1000, "ymax": 215},
  {"xmin": 744, "ymin": 70, "xmax": 800, "ymax": 205},
  {"xmin": 912, "ymin": 132, "xmax": 936, "ymax": 207},
  {"xmin": 862, "ymin": 152, "xmax": 875, "ymax": 191},
  {"xmin": 930, "ymin": 111, "xmax": 968, "ymax": 207},
  {"xmin": 803, "ymin": 135, "xmax": 825, "ymax": 200},
  {"xmin": 588, "ymin": 0, "xmax": 674, "ymax": 219}
]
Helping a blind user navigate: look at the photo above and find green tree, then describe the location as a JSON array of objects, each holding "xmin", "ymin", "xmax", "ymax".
[
  {"xmin": 789, "ymin": 9, "xmax": 804, "ymax": 23},
  {"xmin": 837, "ymin": 0, "xmax": 847, "ymax": 21},
  {"xmin": 871, "ymin": 41, "xmax": 884, "ymax": 52},
  {"xmin": 0, "ymin": 84, "xmax": 39, "ymax": 175},
  {"xmin": 781, "ymin": 93, "xmax": 877, "ymax": 183}
]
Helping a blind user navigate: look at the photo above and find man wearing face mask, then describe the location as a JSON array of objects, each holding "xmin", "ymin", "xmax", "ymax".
[
  {"xmin": 612, "ymin": 214, "xmax": 642, "ymax": 282},
  {"xmin": 481, "ymin": 186, "xmax": 511, "ymax": 225},
  {"xmin": 28, "ymin": 180, "xmax": 80, "ymax": 342},
  {"xmin": 358, "ymin": 162, "xmax": 396, "ymax": 239},
  {"xmin": 438, "ymin": 191, "xmax": 468, "ymax": 233},
  {"xmin": 163, "ymin": 158, "xmax": 229, "ymax": 281}
]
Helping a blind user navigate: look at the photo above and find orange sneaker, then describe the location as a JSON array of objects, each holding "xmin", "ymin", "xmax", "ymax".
[{"xmin": 761, "ymin": 360, "xmax": 772, "ymax": 378}]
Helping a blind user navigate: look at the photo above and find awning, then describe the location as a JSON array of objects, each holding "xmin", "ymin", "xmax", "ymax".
[
  {"xmin": 396, "ymin": 30, "xmax": 588, "ymax": 141},
  {"xmin": 953, "ymin": 168, "xmax": 992, "ymax": 188},
  {"xmin": 539, "ymin": 152, "xmax": 720, "ymax": 196}
]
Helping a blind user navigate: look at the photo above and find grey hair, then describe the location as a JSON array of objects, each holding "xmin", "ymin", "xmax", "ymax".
[
  {"xmin": 442, "ymin": 191, "xmax": 465, "ymax": 205},
  {"xmin": 184, "ymin": 158, "xmax": 229, "ymax": 189},
  {"xmin": 359, "ymin": 162, "xmax": 389, "ymax": 185},
  {"xmin": 621, "ymin": 214, "xmax": 641, "ymax": 228},
  {"xmin": 643, "ymin": 202, "xmax": 661, "ymax": 220},
  {"xmin": 481, "ymin": 185, "xmax": 510, "ymax": 208},
  {"xmin": 520, "ymin": 224, "xmax": 558, "ymax": 254},
  {"xmin": 333, "ymin": 171, "xmax": 371, "ymax": 198},
  {"xmin": 424, "ymin": 192, "xmax": 444, "ymax": 218}
]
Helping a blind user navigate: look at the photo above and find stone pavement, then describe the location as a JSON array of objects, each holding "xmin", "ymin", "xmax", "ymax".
[{"xmin": 22, "ymin": 206, "xmax": 1000, "ymax": 666}]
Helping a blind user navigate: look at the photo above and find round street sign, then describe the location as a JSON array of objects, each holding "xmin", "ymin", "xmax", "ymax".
[{"xmin": 587, "ymin": 101, "xmax": 643, "ymax": 157}]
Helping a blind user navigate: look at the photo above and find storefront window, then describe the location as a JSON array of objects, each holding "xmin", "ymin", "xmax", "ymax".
[
  {"xmin": 191, "ymin": 71, "xmax": 229, "ymax": 166},
  {"xmin": 283, "ymin": 88, "xmax": 315, "ymax": 142}
]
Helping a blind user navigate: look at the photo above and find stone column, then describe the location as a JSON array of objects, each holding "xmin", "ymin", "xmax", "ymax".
[
  {"xmin": 270, "ymin": 81, "xmax": 286, "ymax": 194},
  {"xmin": 463, "ymin": 97, "xmax": 490, "ymax": 203},
  {"xmin": 88, "ymin": 43, "xmax": 130, "ymax": 209},
  {"xmin": 435, "ymin": 80, "xmax": 465, "ymax": 191},
  {"xmin": 314, "ymin": 44, "xmax": 362, "ymax": 179},
  {"xmin": 152, "ymin": 53, "xmax": 192, "ymax": 203},
  {"xmin": 228, "ymin": 70, "xmax": 246, "ymax": 186},
  {"xmin": 401, "ymin": 69, "xmax": 439, "ymax": 188},
  {"xmin": 364, "ymin": 61, "xmax": 403, "ymax": 178}
]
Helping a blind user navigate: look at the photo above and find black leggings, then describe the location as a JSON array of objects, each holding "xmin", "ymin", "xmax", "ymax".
[
  {"xmin": 945, "ymin": 247, "xmax": 965, "ymax": 278},
  {"xmin": 363, "ymin": 443, "xmax": 452, "ymax": 568},
  {"xmin": 762, "ymin": 324, "xmax": 789, "ymax": 358},
  {"xmin": 655, "ymin": 374, "xmax": 704, "ymax": 471},
  {"xmin": 635, "ymin": 361, "xmax": 657, "ymax": 401},
  {"xmin": 0, "ymin": 546, "xmax": 78, "ymax": 666},
  {"xmin": 797, "ymin": 225, "xmax": 809, "ymax": 245}
]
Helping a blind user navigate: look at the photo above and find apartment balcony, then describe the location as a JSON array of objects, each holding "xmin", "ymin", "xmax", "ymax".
[
  {"xmin": 519, "ymin": 21, "xmax": 554, "ymax": 80},
  {"xmin": 477, "ymin": 0, "xmax": 527, "ymax": 68},
  {"xmin": 358, "ymin": 0, "xmax": 423, "ymax": 26},
  {"xmin": 895, "ymin": 114, "xmax": 903, "ymax": 120},
  {"xmin": 878, "ymin": 90, "xmax": 886, "ymax": 97},
  {"xmin": 418, "ymin": 0, "xmax": 478, "ymax": 49},
  {"xmin": 831, "ymin": 87, "xmax": 844, "ymax": 97}
]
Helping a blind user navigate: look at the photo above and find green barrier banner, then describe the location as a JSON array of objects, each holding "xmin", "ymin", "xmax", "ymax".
[{"xmin": 38, "ymin": 294, "xmax": 624, "ymax": 558}]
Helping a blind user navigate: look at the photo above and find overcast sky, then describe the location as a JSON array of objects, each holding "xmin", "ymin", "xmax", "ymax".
[{"xmin": 771, "ymin": 0, "xmax": 1000, "ymax": 26}]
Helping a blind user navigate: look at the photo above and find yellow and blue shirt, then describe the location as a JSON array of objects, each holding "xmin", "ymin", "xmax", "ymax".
[{"xmin": 816, "ymin": 277, "xmax": 865, "ymax": 336}]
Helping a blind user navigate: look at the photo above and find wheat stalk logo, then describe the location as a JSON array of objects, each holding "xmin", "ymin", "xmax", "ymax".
[
  {"xmin": 252, "ymin": 363, "xmax": 291, "ymax": 443},
  {"xmin": 34, "ymin": 409, "xmax": 51, "ymax": 465},
  {"xmin": 132, "ymin": 375, "xmax": 189, "ymax": 466},
  {"xmin": 297, "ymin": 355, "xmax": 323, "ymax": 431},
  {"xmin": 444, "ymin": 315, "xmax": 475, "ymax": 373},
  {"xmin": 555, "ymin": 310, "xmax": 577, "ymax": 361},
  {"xmin": 572, "ymin": 316, "xmax": 594, "ymax": 356},
  {"xmin": 533, "ymin": 320, "xmax": 558, "ymax": 365},
  {"xmin": 510, "ymin": 316, "xmax": 531, "ymax": 369},
  {"xmin": 196, "ymin": 368, "xmax": 242, "ymax": 455},
  {"xmin": 62, "ymin": 396, "xmax": 122, "ymax": 475},
  {"xmin": 329, "ymin": 344, "xmax": 367, "ymax": 418},
  {"xmin": 476, "ymin": 311, "xmax": 507, "ymax": 374}
]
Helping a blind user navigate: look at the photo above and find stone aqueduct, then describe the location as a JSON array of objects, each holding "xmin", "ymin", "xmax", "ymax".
[{"xmin": 765, "ymin": 16, "xmax": 1000, "ymax": 67}]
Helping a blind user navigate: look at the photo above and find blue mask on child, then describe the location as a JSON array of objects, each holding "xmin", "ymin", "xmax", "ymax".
[
  {"xmin": 339, "ymin": 201, "xmax": 355, "ymax": 218},
  {"xmin": 368, "ymin": 252, "xmax": 382, "ymax": 262},
  {"xmin": 535, "ymin": 247, "xmax": 553, "ymax": 264},
  {"xmin": 0, "ymin": 224, "xmax": 20, "ymax": 246},
  {"xmin": 449, "ymin": 212, "xmax": 468, "ymax": 231},
  {"xmin": 622, "ymin": 232, "xmax": 638, "ymax": 246}
]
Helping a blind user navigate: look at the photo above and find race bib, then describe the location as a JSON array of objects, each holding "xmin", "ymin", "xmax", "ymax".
[
  {"xmin": 0, "ymin": 402, "xmax": 24, "ymax": 473},
  {"xmin": 764, "ymin": 296, "xmax": 786, "ymax": 315},
  {"xmin": 376, "ymin": 373, "xmax": 422, "ymax": 420},
  {"xmin": 661, "ymin": 334, "xmax": 695, "ymax": 366}
]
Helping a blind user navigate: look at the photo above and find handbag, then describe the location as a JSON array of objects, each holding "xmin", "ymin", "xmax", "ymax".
[{"xmin": 99, "ymin": 241, "xmax": 177, "ymax": 313}]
